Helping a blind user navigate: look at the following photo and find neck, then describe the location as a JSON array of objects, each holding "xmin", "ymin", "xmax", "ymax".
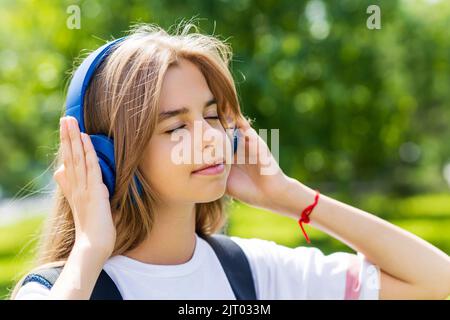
[{"xmin": 123, "ymin": 202, "xmax": 197, "ymax": 265}]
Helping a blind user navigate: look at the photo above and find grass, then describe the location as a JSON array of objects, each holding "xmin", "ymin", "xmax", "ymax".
[
  {"xmin": 1, "ymin": 193, "xmax": 449, "ymax": 299},
  {"xmin": 0, "ymin": 216, "xmax": 44, "ymax": 299}
]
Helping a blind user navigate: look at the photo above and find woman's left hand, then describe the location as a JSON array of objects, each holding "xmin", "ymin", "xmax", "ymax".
[{"xmin": 225, "ymin": 117, "xmax": 292, "ymax": 215}]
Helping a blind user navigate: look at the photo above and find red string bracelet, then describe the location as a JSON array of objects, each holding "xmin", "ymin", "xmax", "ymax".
[{"xmin": 298, "ymin": 190, "xmax": 320, "ymax": 244}]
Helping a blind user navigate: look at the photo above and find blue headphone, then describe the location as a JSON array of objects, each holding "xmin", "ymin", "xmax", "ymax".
[{"xmin": 65, "ymin": 37, "xmax": 239, "ymax": 201}]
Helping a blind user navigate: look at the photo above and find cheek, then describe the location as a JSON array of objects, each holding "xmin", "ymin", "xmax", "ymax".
[{"xmin": 141, "ymin": 139, "xmax": 191, "ymax": 195}]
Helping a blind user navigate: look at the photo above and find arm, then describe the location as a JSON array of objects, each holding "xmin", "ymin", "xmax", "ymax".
[
  {"xmin": 45, "ymin": 116, "xmax": 117, "ymax": 299},
  {"xmin": 227, "ymin": 117, "xmax": 450, "ymax": 299},
  {"xmin": 48, "ymin": 240, "xmax": 108, "ymax": 299},
  {"xmin": 273, "ymin": 176, "xmax": 450, "ymax": 300}
]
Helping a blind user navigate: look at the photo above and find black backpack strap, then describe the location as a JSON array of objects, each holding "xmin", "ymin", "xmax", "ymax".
[
  {"xmin": 199, "ymin": 233, "xmax": 257, "ymax": 300},
  {"xmin": 90, "ymin": 270, "xmax": 122, "ymax": 300},
  {"xmin": 21, "ymin": 266, "xmax": 122, "ymax": 300}
]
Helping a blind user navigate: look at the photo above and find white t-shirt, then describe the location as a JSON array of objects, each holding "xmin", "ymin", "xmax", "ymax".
[{"xmin": 15, "ymin": 233, "xmax": 380, "ymax": 300}]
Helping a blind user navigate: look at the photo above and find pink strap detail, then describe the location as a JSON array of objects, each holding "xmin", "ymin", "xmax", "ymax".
[{"xmin": 344, "ymin": 256, "xmax": 362, "ymax": 300}]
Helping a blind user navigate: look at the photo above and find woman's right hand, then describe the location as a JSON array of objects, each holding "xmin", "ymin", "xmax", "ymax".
[{"xmin": 54, "ymin": 116, "xmax": 117, "ymax": 259}]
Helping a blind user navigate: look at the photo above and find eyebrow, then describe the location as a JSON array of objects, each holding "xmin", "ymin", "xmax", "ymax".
[{"xmin": 158, "ymin": 98, "xmax": 217, "ymax": 123}]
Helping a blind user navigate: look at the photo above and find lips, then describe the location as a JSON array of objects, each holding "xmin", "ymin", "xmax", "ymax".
[{"xmin": 192, "ymin": 159, "xmax": 225, "ymax": 173}]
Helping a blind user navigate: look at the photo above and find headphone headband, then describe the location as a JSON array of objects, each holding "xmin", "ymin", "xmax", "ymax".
[{"xmin": 65, "ymin": 37, "xmax": 126, "ymax": 131}]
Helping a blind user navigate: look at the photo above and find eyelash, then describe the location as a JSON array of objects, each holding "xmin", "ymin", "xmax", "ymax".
[{"xmin": 165, "ymin": 116, "xmax": 220, "ymax": 134}]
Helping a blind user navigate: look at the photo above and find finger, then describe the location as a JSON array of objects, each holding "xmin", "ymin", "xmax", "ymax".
[
  {"xmin": 54, "ymin": 164, "xmax": 67, "ymax": 192},
  {"xmin": 80, "ymin": 132, "xmax": 103, "ymax": 187},
  {"xmin": 60, "ymin": 117, "xmax": 76, "ymax": 189},
  {"xmin": 236, "ymin": 116, "xmax": 251, "ymax": 131},
  {"xmin": 53, "ymin": 164, "xmax": 71, "ymax": 203},
  {"xmin": 67, "ymin": 116, "xmax": 87, "ymax": 190}
]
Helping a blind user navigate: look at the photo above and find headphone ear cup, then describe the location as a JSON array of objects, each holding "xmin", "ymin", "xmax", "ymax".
[
  {"xmin": 132, "ymin": 173, "xmax": 143, "ymax": 197},
  {"xmin": 233, "ymin": 127, "xmax": 239, "ymax": 154},
  {"xmin": 90, "ymin": 134, "xmax": 144, "ymax": 204},
  {"xmin": 89, "ymin": 134, "xmax": 116, "ymax": 199}
]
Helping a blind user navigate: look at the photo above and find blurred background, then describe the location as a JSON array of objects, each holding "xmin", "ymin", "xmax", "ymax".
[{"xmin": 1, "ymin": 0, "xmax": 450, "ymax": 299}]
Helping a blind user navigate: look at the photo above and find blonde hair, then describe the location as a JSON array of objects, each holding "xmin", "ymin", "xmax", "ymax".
[{"xmin": 9, "ymin": 21, "xmax": 245, "ymax": 299}]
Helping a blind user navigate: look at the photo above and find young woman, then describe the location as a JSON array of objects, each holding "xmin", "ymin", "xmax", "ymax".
[{"xmin": 10, "ymin": 23, "xmax": 450, "ymax": 300}]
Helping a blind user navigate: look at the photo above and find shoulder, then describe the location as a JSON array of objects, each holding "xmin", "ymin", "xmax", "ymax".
[
  {"xmin": 228, "ymin": 235, "xmax": 380, "ymax": 300},
  {"xmin": 12, "ymin": 264, "xmax": 64, "ymax": 300},
  {"xmin": 13, "ymin": 281, "xmax": 51, "ymax": 300},
  {"xmin": 228, "ymin": 235, "xmax": 325, "ymax": 268},
  {"xmin": 228, "ymin": 235, "xmax": 321, "ymax": 299}
]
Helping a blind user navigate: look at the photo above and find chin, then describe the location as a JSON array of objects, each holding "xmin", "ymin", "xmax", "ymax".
[
  {"xmin": 194, "ymin": 184, "xmax": 227, "ymax": 203},
  {"xmin": 189, "ymin": 167, "xmax": 230, "ymax": 202}
]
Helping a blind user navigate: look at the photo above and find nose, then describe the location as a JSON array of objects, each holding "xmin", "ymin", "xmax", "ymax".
[{"xmin": 193, "ymin": 118, "xmax": 226, "ymax": 164}]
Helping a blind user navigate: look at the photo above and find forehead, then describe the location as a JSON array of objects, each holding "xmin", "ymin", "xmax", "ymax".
[{"xmin": 158, "ymin": 58, "xmax": 214, "ymax": 112}]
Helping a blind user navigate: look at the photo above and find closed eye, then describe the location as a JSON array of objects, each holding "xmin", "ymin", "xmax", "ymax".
[
  {"xmin": 164, "ymin": 116, "xmax": 220, "ymax": 134},
  {"xmin": 165, "ymin": 125, "xmax": 186, "ymax": 134}
]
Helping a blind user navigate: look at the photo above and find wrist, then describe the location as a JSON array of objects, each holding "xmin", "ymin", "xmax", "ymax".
[
  {"xmin": 51, "ymin": 239, "xmax": 108, "ymax": 299},
  {"xmin": 273, "ymin": 177, "xmax": 319, "ymax": 220},
  {"xmin": 73, "ymin": 235, "xmax": 113, "ymax": 262}
]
